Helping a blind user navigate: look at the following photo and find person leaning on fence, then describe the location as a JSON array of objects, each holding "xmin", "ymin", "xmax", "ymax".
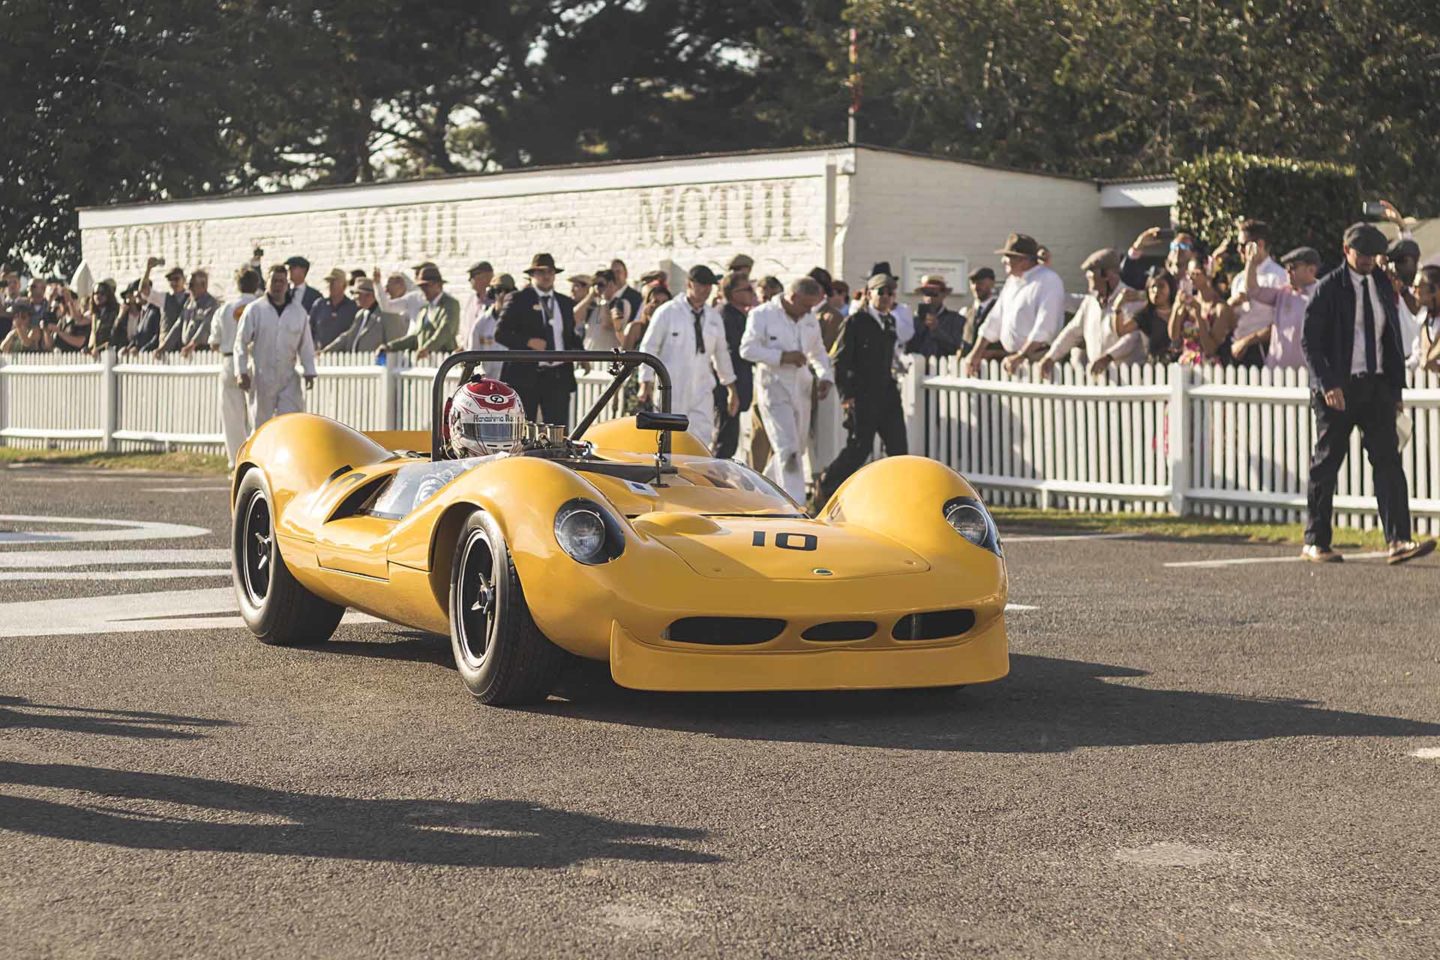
[
  {"xmin": 963, "ymin": 233, "xmax": 1066, "ymax": 378},
  {"xmin": 1299, "ymin": 222, "xmax": 1435, "ymax": 566},
  {"xmin": 0, "ymin": 299, "xmax": 47, "ymax": 353},
  {"xmin": 1037, "ymin": 248, "xmax": 1146, "ymax": 380},
  {"xmin": 959, "ymin": 267, "xmax": 1000, "ymax": 358},
  {"xmin": 119, "ymin": 281, "xmax": 163, "ymax": 354},
  {"xmin": 308, "ymin": 268, "xmax": 356, "ymax": 351},
  {"xmin": 211, "ymin": 268, "xmax": 262, "ymax": 468},
  {"xmin": 158, "ymin": 270, "xmax": 219, "ymax": 357},
  {"xmin": 816, "ymin": 272, "xmax": 909, "ymax": 505},
  {"xmin": 326, "ymin": 278, "xmax": 396, "ymax": 354},
  {"xmin": 1225, "ymin": 220, "xmax": 1286, "ymax": 367},
  {"xmin": 457, "ymin": 261, "xmax": 495, "ymax": 349},
  {"xmin": 1170, "ymin": 264, "xmax": 1235, "ymax": 366},
  {"xmin": 235, "ymin": 264, "xmax": 317, "ymax": 432},
  {"xmin": 1411, "ymin": 265, "xmax": 1440, "ymax": 374},
  {"xmin": 1240, "ymin": 244, "xmax": 1319, "ymax": 370},
  {"xmin": 376, "ymin": 265, "xmax": 459, "ymax": 360},
  {"xmin": 140, "ymin": 259, "xmax": 190, "ymax": 347}
]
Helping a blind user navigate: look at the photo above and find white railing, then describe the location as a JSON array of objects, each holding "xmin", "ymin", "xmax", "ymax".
[{"xmin": 3, "ymin": 350, "xmax": 1437, "ymax": 534}]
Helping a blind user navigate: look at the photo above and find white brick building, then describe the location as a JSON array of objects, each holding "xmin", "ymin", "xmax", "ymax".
[{"xmin": 77, "ymin": 146, "xmax": 1170, "ymax": 302}]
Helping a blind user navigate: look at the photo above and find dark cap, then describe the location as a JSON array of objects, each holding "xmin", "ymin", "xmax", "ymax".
[
  {"xmin": 866, "ymin": 273, "xmax": 897, "ymax": 293},
  {"xmin": 122, "ymin": 280, "xmax": 141, "ymax": 296},
  {"xmin": 968, "ymin": 267, "xmax": 996, "ymax": 284},
  {"xmin": 1280, "ymin": 246, "xmax": 1321, "ymax": 267},
  {"xmin": 418, "ymin": 265, "xmax": 445, "ymax": 284},
  {"xmin": 1343, "ymin": 222, "xmax": 1388, "ymax": 256},
  {"xmin": 1387, "ymin": 238, "xmax": 1421, "ymax": 261},
  {"xmin": 524, "ymin": 253, "xmax": 562, "ymax": 275},
  {"xmin": 807, "ymin": 266, "xmax": 833, "ymax": 295},
  {"xmin": 995, "ymin": 233, "xmax": 1041, "ymax": 258},
  {"xmin": 10, "ymin": 297, "xmax": 33, "ymax": 314},
  {"xmin": 411, "ymin": 260, "xmax": 438, "ymax": 272},
  {"xmin": 726, "ymin": 253, "xmax": 754, "ymax": 271},
  {"xmin": 639, "ymin": 269, "xmax": 669, "ymax": 287},
  {"xmin": 283, "ymin": 255, "xmax": 310, "ymax": 270},
  {"xmin": 1081, "ymin": 247, "xmax": 1120, "ymax": 273},
  {"xmin": 467, "ymin": 261, "xmax": 494, "ymax": 277},
  {"xmin": 492, "ymin": 273, "xmax": 517, "ymax": 292},
  {"xmin": 869, "ymin": 261, "xmax": 893, "ymax": 278},
  {"xmin": 688, "ymin": 265, "xmax": 722, "ymax": 285},
  {"xmin": 164, "ymin": 266, "xmax": 185, "ymax": 280}
]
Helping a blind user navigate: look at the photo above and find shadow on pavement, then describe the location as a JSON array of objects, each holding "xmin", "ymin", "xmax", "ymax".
[
  {"xmin": 0, "ymin": 760, "xmax": 718, "ymax": 868},
  {"xmin": 535, "ymin": 654, "xmax": 1440, "ymax": 753},
  {"xmin": 0, "ymin": 696, "xmax": 232, "ymax": 740}
]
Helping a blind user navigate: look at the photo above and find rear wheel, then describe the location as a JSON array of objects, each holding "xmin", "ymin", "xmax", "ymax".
[
  {"xmin": 233, "ymin": 469, "xmax": 344, "ymax": 646},
  {"xmin": 449, "ymin": 511, "xmax": 566, "ymax": 705}
]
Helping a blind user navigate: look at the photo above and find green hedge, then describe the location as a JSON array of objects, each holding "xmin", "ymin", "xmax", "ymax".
[{"xmin": 1175, "ymin": 152, "xmax": 1360, "ymax": 273}]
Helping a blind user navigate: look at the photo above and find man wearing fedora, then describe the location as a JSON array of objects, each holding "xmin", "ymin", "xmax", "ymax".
[
  {"xmin": 497, "ymin": 253, "xmax": 582, "ymax": 426},
  {"xmin": 376, "ymin": 265, "xmax": 459, "ymax": 360},
  {"xmin": 307, "ymin": 267, "xmax": 357, "ymax": 350},
  {"xmin": 963, "ymin": 233, "xmax": 1066, "ymax": 377},
  {"xmin": 1300, "ymin": 222, "xmax": 1435, "ymax": 565},
  {"xmin": 905, "ymin": 273, "xmax": 966, "ymax": 356}
]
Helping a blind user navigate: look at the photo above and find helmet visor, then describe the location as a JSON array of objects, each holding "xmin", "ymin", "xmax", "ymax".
[{"xmin": 457, "ymin": 418, "xmax": 523, "ymax": 447}]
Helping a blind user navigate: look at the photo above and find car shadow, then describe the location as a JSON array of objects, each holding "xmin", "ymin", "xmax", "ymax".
[
  {"xmin": 532, "ymin": 655, "xmax": 1440, "ymax": 754},
  {"xmin": 0, "ymin": 760, "xmax": 719, "ymax": 868},
  {"xmin": 320, "ymin": 630, "xmax": 454, "ymax": 667},
  {"xmin": 0, "ymin": 696, "xmax": 233, "ymax": 740}
]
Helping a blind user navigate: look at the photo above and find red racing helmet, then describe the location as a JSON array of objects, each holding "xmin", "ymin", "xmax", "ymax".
[{"xmin": 445, "ymin": 378, "xmax": 525, "ymax": 458}]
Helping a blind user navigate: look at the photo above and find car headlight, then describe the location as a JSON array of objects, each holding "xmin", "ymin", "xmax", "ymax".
[
  {"xmin": 554, "ymin": 498, "xmax": 624, "ymax": 564},
  {"xmin": 943, "ymin": 496, "xmax": 1001, "ymax": 556}
]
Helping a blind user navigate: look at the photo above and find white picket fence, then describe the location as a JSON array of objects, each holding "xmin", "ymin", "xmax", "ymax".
[{"xmin": 2, "ymin": 350, "xmax": 1437, "ymax": 533}]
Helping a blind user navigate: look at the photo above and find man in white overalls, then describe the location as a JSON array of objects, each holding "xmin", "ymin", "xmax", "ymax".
[
  {"xmin": 637, "ymin": 265, "xmax": 739, "ymax": 448},
  {"xmin": 740, "ymin": 276, "xmax": 832, "ymax": 502},
  {"xmin": 235, "ymin": 264, "xmax": 317, "ymax": 430}
]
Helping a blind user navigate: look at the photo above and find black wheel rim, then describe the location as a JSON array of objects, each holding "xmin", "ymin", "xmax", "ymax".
[
  {"xmin": 457, "ymin": 533, "xmax": 497, "ymax": 667},
  {"xmin": 241, "ymin": 491, "xmax": 273, "ymax": 604}
]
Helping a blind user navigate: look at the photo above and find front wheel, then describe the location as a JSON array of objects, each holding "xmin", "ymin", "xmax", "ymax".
[
  {"xmin": 449, "ymin": 511, "xmax": 567, "ymax": 705},
  {"xmin": 233, "ymin": 469, "xmax": 344, "ymax": 646}
]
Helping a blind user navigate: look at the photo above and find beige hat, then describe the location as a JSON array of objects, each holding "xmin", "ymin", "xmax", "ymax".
[
  {"xmin": 352, "ymin": 278, "xmax": 376, "ymax": 295},
  {"xmin": 323, "ymin": 267, "xmax": 347, "ymax": 283},
  {"xmin": 914, "ymin": 273, "xmax": 952, "ymax": 295}
]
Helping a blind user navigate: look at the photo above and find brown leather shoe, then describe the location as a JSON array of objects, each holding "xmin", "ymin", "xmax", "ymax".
[
  {"xmin": 1387, "ymin": 539, "xmax": 1437, "ymax": 566},
  {"xmin": 1301, "ymin": 545, "xmax": 1343, "ymax": 563}
]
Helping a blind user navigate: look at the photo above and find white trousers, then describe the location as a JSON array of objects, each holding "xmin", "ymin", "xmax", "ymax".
[
  {"xmin": 249, "ymin": 372, "xmax": 305, "ymax": 430},
  {"xmin": 684, "ymin": 394, "xmax": 716, "ymax": 453},
  {"xmin": 757, "ymin": 376, "xmax": 813, "ymax": 503},
  {"xmin": 219, "ymin": 356, "xmax": 252, "ymax": 467}
]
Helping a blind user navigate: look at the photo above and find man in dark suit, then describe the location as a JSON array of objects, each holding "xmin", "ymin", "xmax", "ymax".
[
  {"xmin": 496, "ymin": 252, "xmax": 582, "ymax": 425},
  {"xmin": 1300, "ymin": 222, "xmax": 1435, "ymax": 565},
  {"xmin": 286, "ymin": 256, "xmax": 323, "ymax": 314}
]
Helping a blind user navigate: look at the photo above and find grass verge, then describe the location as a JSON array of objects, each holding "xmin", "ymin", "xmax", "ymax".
[
  {"xmin": 0, "ymin": 447, "xmax": 228, "ymax": 475},
  {"xmin": 991, "ymin": 506, "xmax": 1389, "ymax": 549}
]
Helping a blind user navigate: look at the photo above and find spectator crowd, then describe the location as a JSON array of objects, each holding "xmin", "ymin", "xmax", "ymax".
[{"xmin": 2, "ymin": 200, "xmax": 1437, "ymax": 513}]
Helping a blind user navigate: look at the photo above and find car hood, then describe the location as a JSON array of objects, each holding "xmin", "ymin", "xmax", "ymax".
[{"xmin": 630, "ymin": 513, "xmax": 930, "ymax": 581}]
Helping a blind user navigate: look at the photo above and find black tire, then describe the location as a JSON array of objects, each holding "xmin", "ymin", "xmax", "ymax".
[
  {"xmin": 449, "ymin": 510, "xmax": 567, "ymax": 705},
  {"xmin": 233, "ymin": 469, "xmax": 344, "ymax": 646}
]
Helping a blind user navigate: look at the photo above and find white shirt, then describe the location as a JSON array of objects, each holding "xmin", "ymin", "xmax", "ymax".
[
  {"xmin": 1230, "ymin": 257, "xmax": 1287, "ymax": 339},
  {"xmin": 1396, "ymin": 296, "xmax": 1419, "ymax": 362},
  {"xmin": 977, "ymin": 264, "xmax": 1067, "ymax": 352},
  {"xmin": 637, "ymin": 298, "xmax": 737, "ymax": 411},
  {"xmin": 1408, "ymin": 306, "xmax": 1436, "ymax": 371},
  {"xmin": 739, "ymin": 296, "xmax": 834, "ymax": 392},
  {"xmin": 208, "ymin": 293, "xmax": 258, "ymax": 353},
  {"xmin": 891, "ymin": 301, "xmax": 915, "ymax": 346},
  {"xmin": 1347, "ymin": 268, "xmax": 1388, "ymax": 376},
  {"xmin": 466, "ymin": 304, "xmax": 504, "ymax": 351},
  {"xmin": 381, "ymin": 288, "xmax": 425, "ymax": 331},
  {"xmin": 532, "ymin": 287, "xmax": 567, "ymax": 365},
  {"xmin": 459, "ymin": 290, "xmax": 491, "ymax": 347},
  {"xmin": 1041, "ymin": 287, "xmax": 1144, "ymax": 366}
]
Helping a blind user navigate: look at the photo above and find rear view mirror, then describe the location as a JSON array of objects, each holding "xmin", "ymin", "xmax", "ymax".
[{"xmin": 636, "ymin": 410, "xmax": 690, "ymax": 433}]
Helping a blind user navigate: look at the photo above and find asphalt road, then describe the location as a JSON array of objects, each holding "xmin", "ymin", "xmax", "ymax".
[{"xmin": 2, "ymin": 463, "xmax": 1438, "ymax": 959}]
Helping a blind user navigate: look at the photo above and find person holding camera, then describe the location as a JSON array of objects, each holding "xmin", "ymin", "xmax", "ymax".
[
  {"xmin": 0, "ymin": 299, "xmax": 47, "ymax": 353},
  {"xmin": 578, "ymin": 269, "xmax": 628, "ymax": 351},
  {"xmin": 465, "ymin": 273, "xmax": 515, "ymax": 379}
]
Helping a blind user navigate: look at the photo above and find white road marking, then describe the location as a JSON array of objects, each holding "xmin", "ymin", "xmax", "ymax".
[
  {"xmin": 0, "ymin": 587, "xmax": 378, "ymax": 638},
  {"xmin": 1005, "ymin": 603, "xmax": 1036, "ymax": 612},
  {"xmin": 1004, "ymin": 532, "xmax": 1134, "ymax": 543},
  {"xmin": 1114, "ymin": 842, "xmax": 1226, "ymax": 867},
  {"xmin": 1409, "ymin": 747, "xmax": 1440, "ymax": 760},
  {"xmin": 3, "ymin": 568, "xmax": 231, "ymax": 581},
  {"xmin": 0, "ymin": 548, "xmax": 229, "ymax": 569},
  {"xmin": 0, "ymin": 515, "xmax": 209, "ymax": 545},
  {"xmin": 141, "ymin": 486, "xmax": 229, "ymax": 493},
  {"xmin": 1165, "ymin": 551, "xmax": 1390, "ymax": 569},
  {"xmin": 6, "ymin": 475, "xmax": 211, "ymax": 483}
]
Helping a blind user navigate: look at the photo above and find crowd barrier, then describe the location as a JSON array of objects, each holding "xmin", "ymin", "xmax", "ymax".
[{"xmin": 3, "ymin": 351, "xmax": 1437, "ymax": 534}]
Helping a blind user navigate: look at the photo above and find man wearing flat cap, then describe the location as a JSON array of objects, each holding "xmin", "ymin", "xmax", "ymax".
[
  {"xmin": 637, "ymin": 265, "xmax": 739, "ymax": 447},
  {"xmin": 1300, "ymin": 222, "xmax": 1435, "ymax": 565},
  {"xmin": 140, "ymin": 258, "xmax": 191, "ymax": 348},
  {"xmin": 905, "ymin": 274, "xmax": 966, "ymax": 356},
  {"xmin": 1038, "ymin": 248, "xmax": 1145, "ymax": 380},
  {"xmin": 458, "ymin": 261, "xmax": 495, "ymax": 349},
  {"xmin": 960, "ymin": 267, "xmax": 1000, "ymax": 358},
  {"xmin": 307, "ymin": 267, "xmax": 357, "ymax": 350},
  {"xmin": 378, "ymin": 265, "xmax": 459, "ymax": 360},
  {"xmin": 286, "ymin": 255, "xmax": 322, "ymax": 313},
  {"xmin": 159, "ymin": 270, "xmax": 220, "ymax": 357},
  {"xmin": 1241, "ymin": 245, "xmax": 1320, "ymax": 370},
  {"xmin": 963, "ymin": 233, "xmax": 1067, "ymax": 377},
  {"xmin": 497, "ymin": 253, "xmax": 582, "ymax": 425}
]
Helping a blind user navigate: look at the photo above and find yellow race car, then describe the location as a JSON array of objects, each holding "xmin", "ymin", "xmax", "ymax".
[{"xmin": 230, "ymin": 351, "xmax": 1008, "ymax": 705}]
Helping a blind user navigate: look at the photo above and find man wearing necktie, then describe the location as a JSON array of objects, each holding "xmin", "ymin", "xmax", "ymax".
[
  {"xmin": 497, "ymin": 252, "xmax": 582, "ymax": 426},
  {"xmin": 1300, "ymin": 222, "xmax": 1434, "ymax": 565},
  {"xmin": 636, "ymin": 265, "xmax": 739, "ymax": 449}
]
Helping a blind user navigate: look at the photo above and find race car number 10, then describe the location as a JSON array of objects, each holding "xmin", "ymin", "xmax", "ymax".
[{"xmin": 751, "ymin": 531, "xmax": 818, "ymax": 551}]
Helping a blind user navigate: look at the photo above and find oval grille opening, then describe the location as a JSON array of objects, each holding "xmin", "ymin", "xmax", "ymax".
[
  {"xmin": 666, "ymin": 617, "xmax": 786, "ymax": 645},
  {"xmin": 892, "ymin": 609, "xmax": 976, "ymax": 641},
  {"xmin": 801, "ymin": 620, "xmax": 877, "ymax": 642}
]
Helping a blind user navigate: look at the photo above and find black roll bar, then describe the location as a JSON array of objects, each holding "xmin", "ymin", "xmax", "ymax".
[{"xmin": 429, "ymin": 350, "xmax": 673, "ymax": 460}]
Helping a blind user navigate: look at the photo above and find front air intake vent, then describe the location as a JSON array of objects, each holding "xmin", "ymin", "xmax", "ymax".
[
  {"xmin": 801, "ymin": 621, "xmax": 877, "ymax": 642},
  {"xmin": 665, "ymin": 617, "xmax": 786, "ymax": 645},
  {"xmin": 892, "ymin": 609, "xmax": 976, "ymax": 641}
]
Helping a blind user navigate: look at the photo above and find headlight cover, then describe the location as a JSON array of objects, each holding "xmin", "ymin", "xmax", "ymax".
[
  {"xmin": 554, "ymin": 498, "xmax": 624, "ymax": 564},
  {"xmin": 943, "ymin": 496, "xmax": 1002, "ymax": 556}
]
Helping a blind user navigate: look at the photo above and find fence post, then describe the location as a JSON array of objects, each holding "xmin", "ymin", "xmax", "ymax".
[
  {"xmin": 903, "ymin": 358, "xmax": 926, "ymax": 457},
  {"xmin": 100, "ymin": 348, "xmax": 117, "ymax": 452},
  {"xmin": 380, "ymin": 355, "xmax": 398, "ymax": 431},
  {"xmin": 1167, "ymin": 363, "xmax": 1188, "ymax": 516}
]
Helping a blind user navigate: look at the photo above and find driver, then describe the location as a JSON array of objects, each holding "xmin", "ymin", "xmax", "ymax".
[{"xmin": 445, "ymin": 377, "xmax": 527, "ymax": 459}]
